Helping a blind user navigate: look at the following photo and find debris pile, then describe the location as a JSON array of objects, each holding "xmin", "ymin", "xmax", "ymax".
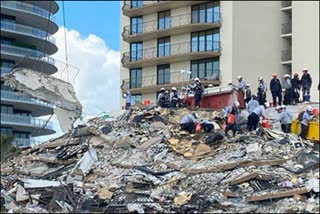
[{"xmin": 1, "ymin": 104, "xmax": 319, "ymax": 213}]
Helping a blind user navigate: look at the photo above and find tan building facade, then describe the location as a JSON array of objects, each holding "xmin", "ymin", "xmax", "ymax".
[{"xmin": 120, "ymin": 1, "xmax": 319, "ymax": 108}]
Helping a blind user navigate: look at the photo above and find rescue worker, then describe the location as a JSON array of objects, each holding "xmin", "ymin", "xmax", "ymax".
[
  {"xmin": 225, "ymin": 106, "xmax": 238, "ymax": 137},
  {"xmin": 170, "ymin": 87, "xmax": 179, "ymax": 108},
  {"xmin": 275, "ymin": 105, "xmax": 293, "ymax": 133},
  {"xmin": 257, "ymin": 77, "xmax": 267, "ymax": 105},
  {"xmin": 299, "ymin": 106, "xmax": 314, "ymax": 140},
  {"xmin": 300, "ymin": 68, "xmax": 312, "ymax": 101},
  {"xmin": 244, "ymin": 84, "xmax": 252, "ymax": 103},
  {"xmin": 157, "ymin": 88, "xmax": 166, "ymax": 108},
  {"xmin": 200, "ymin": 120, "xmax": 215, "ymax": 133},
  {"xmin": 283, "ymin": 74, "xmax": 292, "ymax": 105},
  {"xmin": 237, "ymin": 75, "xmax": 246, "ymax": 91},
  {"xmin": 179, "ymin": 113, "xmax": 198, "ymax": 133},
  {"xmin": 189, "ymin": 77, "xmax": 204, "ymax": 108},
  {"xmin": 247, "ymin": 102, "xmax": 270, "ymax": 131},
  {"xmin": 224, "ymin": 101, "xmax": 240, "ymax": 118},
  {"xmin": 270, "ymin": 73, "xmax": 282, "ymax": 107},
  {"xmin": 291, "ymin": 73, "xmax": 301, "ymax": 105},
  {"xmin": 236, "ymin": 76, "xmax": 246, "ymax": 108},
  {"xmin": 178, "ymin": 87, "xmax": 187, "ymax": 107},
  {"xmin": 247, "ymin": 95, "xmax": 260, "ymax": 114},
  {"xmin": 164, "ymin": 90, "xmax": 170, "ymax": 108},
  {"xmin": 123, "ymin": 90, "xmax": 131, "ymax": 110}
]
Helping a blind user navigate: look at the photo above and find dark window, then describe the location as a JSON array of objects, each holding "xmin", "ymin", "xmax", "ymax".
[
  {"xmin": 158, "ymin": 10, "xmax": 171, "ymax": 30},
  {"xmin": 191, "ymin": 2, "xmax": 220, "ymax": 23},
  {"xmin": 191, "ymin": 58, "xmax": 219, "ymax": 80},
  {"xmin": 191, "ymin": 29, "xmax": 219, "ymax": 52},
  {"xmin": 157, "ymin": 64, "xmax": 170, "ymax": 85},
  {"xmin": 130, "ymin": 68, "xmax": 142, "ymax": 88},
  {"xmin": 131, "ymin": 0, "xmax": 143, "ymax": 8},
  {"xmin": 131, "ymin": 16, "xmax": 143, "ymax": 35},
  {"xmin": 158, "ymin": 37, "xmax": 170, "ymax": 57},
  {"xmin": 130, "ymin": 42, "xmax": 143, "ymax": 61},
  {"xmin": 131, "ymin": 94, "xmax": 142, "ymax": 105}
]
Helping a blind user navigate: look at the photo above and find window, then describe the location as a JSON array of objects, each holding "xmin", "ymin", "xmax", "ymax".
[
  {"xmin": 158, "ymin": 10, "xmax": 171, "ymax": 30},
  {"xmin": 191, "ymin": 58, "xmax": 219, "ymax": 80},
  {"xmin": 130, "ymin": 68, "xmax": 142, "ymax": 88},
  {"xmin": 131, "ymin": 16, "xmax": 142, "ymax": 35},
  {"xmin": 158, "ymin": 37, "xmax": 170, "ymax": 57},
  {"xmin": 131, "ymin": 94, "xmax": 142, "ymax": 105},
  {"xmin": 191, "ymin": 2, "xmax": 220, "ymax": 23},
  {"xmin": 131, "ymin": 0, "xmax": 142, "ymax": 8},
  {"xmin": 157, "ymin": 64, "xmax": 170, "ymax": 85},
  {"xmin": 191, "ymin": 29, "xmax": 219, "ymax": 52},
  {"xmin": 130, "ymin": 42, "xmax": 143, "ymax": 61}
]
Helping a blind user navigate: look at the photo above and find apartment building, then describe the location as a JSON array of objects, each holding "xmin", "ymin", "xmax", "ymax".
[
  {"xmin": 120, "ymin": 1, "xmax": 319, "ymax": 107},
  {"xmin": 1, "ymin": 1, "xmax": 59, "ymax": 147}
]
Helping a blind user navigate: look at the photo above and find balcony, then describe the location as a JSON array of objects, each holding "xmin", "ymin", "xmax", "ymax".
[
  {"xmin": 281, "ymin": 22, "xmax": 292, "ymax": 35},
  {"xmin": 1, "ymin": 44, "xmax": 57, "ymax": 74},
  {"xmin": 0, "ymin": 113, "xmax": 55, "ymax": 136},
  {"xmin": 123, "ymin": 70, "xmax": 220, "ymax": 94},
  {"xmin": 1, "ymin": 1, "xmax": 52, "ymax": 19},
  {"xmin": 122, "ymin": 41, "xmax": 221, "ymax": 68},
  {"xmin": 1, "ymin": 66, "xmax": 12, "ymax": 76},
  {"xmin": 282, "ymin": 49, "xmax": 292, "ymax": 62},
  {"xmin": 1, "ymin": 21, "xmax": 57, "ymax": 54},
  {"xmin": 122, "ymin": 1, "xmax": 207, "ymax": 17},
  {"xmin": 122, "ymin": 12, "xmax": 221, "ymax": 42}
]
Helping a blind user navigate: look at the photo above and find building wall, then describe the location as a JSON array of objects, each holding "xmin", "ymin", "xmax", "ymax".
[{"xmin": 292, "ymin": 1, "xmax": 319, "ymax": 102}]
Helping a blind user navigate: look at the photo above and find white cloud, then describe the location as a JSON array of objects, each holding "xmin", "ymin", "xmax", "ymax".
[{"xmin": 52, "ymin": 27, "xmax": 120, "ymax": 117}]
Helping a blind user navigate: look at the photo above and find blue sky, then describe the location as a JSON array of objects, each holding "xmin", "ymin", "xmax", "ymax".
[{"xmin": 54, "ymin": 1, "xmax": 120, "ymax": 50}]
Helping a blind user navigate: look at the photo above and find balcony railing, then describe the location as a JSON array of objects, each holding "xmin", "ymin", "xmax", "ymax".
[
  {"xmin": 122, "ymin": 12, "xmax": 220, "ymax": 40},
  {"xmin": 1, "ymin": 90, "xmax": 55, "ymax": 109},
  {"xmin": 282, "ymin": 1, "xmax": 292, "ymax": 8},
  {"xmin": 0, "ymin": 113, "xmax": 54, "ymax": 129},
  {"xmin": 124, "ymin": 70, "xmax": 220, "ymax": 90},
  {"xmin": 1, "ymin": 1, "xmax": 53, "ymax": 19},
  {"xmin": 282, "ymin": 49, "xmax": 292, "ymax": 61},
  {"xmin": 1, "ymin": 66, "xmax": 12, "ymax": 76},
  {"xmin": 1, "ymin": 21, "xmax": 56, "ymax": 44},
  {"xmin": 122, "ymin": 1, "xmax": 160, "ymax": 11},
  {"xmin": 281, "ymin": 22, "xmax": 292, "ymax": 34},
  {"xmin": 1, "ymin": 44, "xmax": 56, "ymax": 65},
  {"xmin": 121, "ymin": 41, "xmax": 220, "ymax": 64}
]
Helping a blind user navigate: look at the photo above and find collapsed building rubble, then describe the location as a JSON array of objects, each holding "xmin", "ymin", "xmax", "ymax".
[
  {"xmin": 1, "ymin": 68, "xmax": 82, "ymax": 133},
  {"xmin": 1, "ymin": 103, "xmax": 319, "ymax": 213}
]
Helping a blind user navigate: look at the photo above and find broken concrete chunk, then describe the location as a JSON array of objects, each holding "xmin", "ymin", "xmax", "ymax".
[
  {"xmin": 138, "ymin": 137, "xmax": 163, "ymax": 151},
  {"xmin": 174, "ymin": 191, "xmax": 192, "ymax": 206},
  {"xmin": 15, "ymin": 185, "xmax": 28, "ymax": 202}
]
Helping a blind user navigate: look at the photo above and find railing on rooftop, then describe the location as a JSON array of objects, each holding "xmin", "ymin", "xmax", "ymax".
[
  {"xmin": 0, "ymin": 113, "xmax": 54, "ymax": 129},
  {"xmin": 281, "ymin": 22, "xmax": 292, "ymax": 35},
  {"xmin": 122, "ymin": 0, "xmax": 160, "ymax": 11}
]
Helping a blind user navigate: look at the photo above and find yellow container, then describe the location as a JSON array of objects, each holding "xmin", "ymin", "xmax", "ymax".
[{"xmin": 291, "ymin": 119, "xmax": 319, "ymax": 142}]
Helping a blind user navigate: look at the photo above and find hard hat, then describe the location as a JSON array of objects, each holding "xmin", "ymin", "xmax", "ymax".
[
  {"xmin": 234, "ymin": 101, "xmax": 240, "ymax": 107},
  {"xmin": 284, "ymin": 74, "xmax": 290, "ymax": 78},
  {"xmin": 194, "ymin": 77, "xmax": 200, "ymax": 81},
  {"xmin": 258, "ymin": 77, "xmax": 263, "ymax": 81},
  {"xmin": 264, "ymin": 102, "xmax": 270, "ymax": 108},
  {"xmin": 275, "ymin": 106, "xmax": 282, "ymax": 111},
  {"xmin": 172, "ymin": 87, "xmax": 177, "ymax": 91},
  {"xmin": 294, "ymin": 73, "xmax": 299, "ymax": 77},
  {"xmin": 181, "ymin": 87, "xmax": 186, "ymax": 90},
  {"xmin": 302, "ymin": 67, "xmax": 308, "ymax": 71},
  {"xmin": 246, "ymin": 84, "xmax": 250, "ymax": 87},
  {"xmin": 165, "ymin": 90, "xmax": 169, "ymax": 93},
  {"xmin": 237, "ymin": 75, "xmax": 242, "ymax": 80},
  {"xmin": 208, "ymin": 84, "xmax": 213, "ymax": 87},
  {"xmin": 272, "ymin": 73, "xmax": 277, "ymax": 77},
  {"xmin": 160, "ymin": 87, "xmax": 165, "ymax": 91},
  {"xmin": 307, "ymin": 106, "xmax": 313, "ymax": 111},
  {"xmin": 281, "ymin": 105, "xmax": 286, "ymax": 109}
]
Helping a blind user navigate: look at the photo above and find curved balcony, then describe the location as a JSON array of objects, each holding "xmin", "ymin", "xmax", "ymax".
[
  {"xmin": 122, "ymin": 70, "xmax": 220, "ymax": 94},
  {"xmin": 1, "ymin": 1, "xmax": 58, "ymax": 34},
  {"xmin": 1, "ymin": 90, "xmax": 54, "ymax": 117},
  {"xmin": 0, "ymin": 113, "xmax": 55, "ymax": 136},
  {"xmin": 1, "ymin": 44, "xmax": 57, "ymax": 74},
  {"xmin": 122, "ymin": 12, "xmax": 220, "ymax": 43},
  {"xmin": 122, "ymin": 41, "xmax": 221, "ymax": 69},
  {"xmin": 122, "ymin": 0, "xmax": 207, "ymax": 17},
  {"xmin": 1, "ymin": 66, "xmax": 13, "ymax": 76},
  {"xmin": 1, "ymin": 21, "xmax": 57, "ymax": 55}
]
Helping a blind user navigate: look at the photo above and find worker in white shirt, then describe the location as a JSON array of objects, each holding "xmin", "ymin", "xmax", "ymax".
[
  {"xmin": 247, "ymin": 102, "xmax": 270, "ymax": 131},
  {"xmin": 274, "ymin": 105, "xmax": 293, "ymax": 133}
]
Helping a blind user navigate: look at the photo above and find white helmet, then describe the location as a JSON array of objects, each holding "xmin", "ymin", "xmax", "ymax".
[
  {"xmin": 165, "ymin": 90, "xmax": 169, "ymax": 93},
  {"xmin": 208, "ymin": 84, "xmax": 213, "ymax": 87},
  {"xmin": 172, "ymin": 87, "xmax": 177, "ymax": 91},
  {"xmin": 160, "ymin": 87, "xmax": 165, "ymax": 91},
  {"xmin": 307, "ymin": 106, "xmax": 313, "ymax": 111},
  {"xmin": 264, "ymin": 102, "xmax": 270, "ymax": 108},
  {"xmin": 234, "ymin": 101, "xmax": 240, "ymax": 107},
  {"xmin": 194, "ymin": 77, "xmax": 200, "ymax": 82},
  {"xmin": 275, "ymin": 106, "xmax": 282, "ymax": 111},
  {"xmin": 181, "ymin": 87, "xmax": 186, "ymax": 90},
  {"xmin": 246, "ymin": 84, "xmax": 250, "ymax": 87},
  {"xmin": 237, "ymin": 75, "xmax": 242, "ymax": 80},
  {"xmin": 302, "ymin": 67, "xmax": 308, "ymax": 72},
  {"xmin": 281, "ymin": 105, "xmax": 286, "ymax": 109},
  {"xmin": 284, "ymin": 74, "xmax": 290, "ymax": 78},
  {"xmin": 258, "ymin": 77, "xmax": 263, "ymax": 81}
]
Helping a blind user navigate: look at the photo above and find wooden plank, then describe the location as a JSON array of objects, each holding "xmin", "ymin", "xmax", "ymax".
[
  {"xmin": 229, "ymin": 172, "xmax": 258, "ymax": 185},
  {"xmin": 246, "ymin": 188, "xmax": 309, "ymax": 202}
]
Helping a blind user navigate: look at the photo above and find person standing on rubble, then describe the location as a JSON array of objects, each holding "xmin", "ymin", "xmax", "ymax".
[
  {"xmin": 225, "ymin": 106, "xmax": 239, "ymax": 137},
  {"xmin": 189, "ymin": 77, "xmax": 204, "ymax": 109},
  {"xmin": 300, "ymin": 68, "xmax": 312, "ymax": 101},
  {"xmin": 179, "ymin": 113, "xmax": 198, "ymax": 133},
  {"xmin": 257, "ymin": 77, "xmax": 267, "ymax": 105},
  {"xmin": 270, "ymin": 73, "xmax": 282, "ymax": 107},
  {"xmin": 224, "ymin": 101, "xmax": 240, "ymax": 118},
  {"xmin": 299, "ymin": 106, "xmax": 314, "ymax": 139},
  {"xmin": 157, "ymin": 88, "xmax": 166, "ymax": 108},
  {"xmin": 247, "ymin": 95, "xmax": 260, "ymax": 114},
  {"xmin": 178, "ymin": 87, "xmax": 187, "ymax": 107},
  {"xmin": 170, "ymin": 87, "xmax": 179, "ymax": 108},
  {"xmin": 247, "ymin": 102, "xmax": 270, "ymax": 131},
  {"xmin": 164, "ymin": 90, "xmax": 170, "ymax": 108},
  {"xmin": 236, "ymin": 75, "xmax": 246, "ymax": 107},
  {"xmin": 244, "ymin": 84, "xmax": 252, "ymax": 103},
  {"xmin": 274, "ymin": 105, "xmax": 293, "ymax": 133},
  {"xmin": 291, "ymin": 73, "xmax": 301, "ymax": 105},
  {"xmin": 283, "ymin": 74, "xmax": 292, "ymax": 105},
  {"xmin": 123, "ymin": 90, "xmax": 131, "ymax": 110}
]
